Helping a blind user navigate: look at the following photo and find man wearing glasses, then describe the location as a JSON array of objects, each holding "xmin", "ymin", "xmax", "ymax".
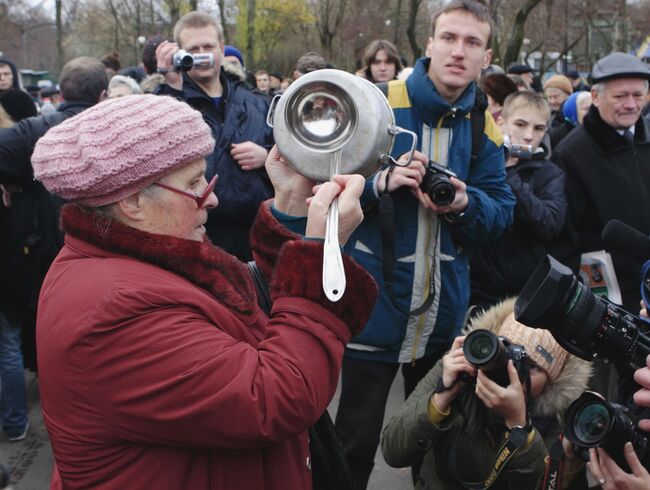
[{"xmin": 156, "ymin": 11, "xmax": 273, "ymax": 261}]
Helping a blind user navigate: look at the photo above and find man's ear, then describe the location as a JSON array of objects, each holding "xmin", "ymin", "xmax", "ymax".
[
  {"xmin": 496, "ymin": 115, "xmax": 505, "ymax": 131},
  {"xmin": 425, "ymin": 37, "xmax": 434, "ymax": 57},
  {"xmin": 482, "ymin": 49, "xmax": 493, "ymax": 70},
  {"xmin": 591, "ymin": 87, "xmax": 601, "ymax": 108},
  {"xmin": 116, "ymin": 193, "xmax": 148, "ymax": 222},
  {"xmin": 98, "ymin": 89, "xmax": 108, "ymax": 102}
]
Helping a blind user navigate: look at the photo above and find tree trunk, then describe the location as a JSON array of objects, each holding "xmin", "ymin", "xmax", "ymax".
[
  {"xmin": 246, "ymin": 0, "xmax": 256, "ymax": 68},
  {"xmin": 406, "ymin": 0, "xmax": 422, "ymax": 63},
  {"xmin": 218, "ymin": 0, "xmax": 229, "ymax": 44},
  {"xmin": 393, "ymin": 0, "xmax": 402, "ymax": 46},
  {"xmin": 502, "ymin": 0, "xmax": 544, "ymax": 67},
  {"xmin": 190, "ymin": 0, "xmax": 198, "ymax": 10},
  {"xmin": 56, "ymin": 0, "xmax": 63, "ymax": 72}
]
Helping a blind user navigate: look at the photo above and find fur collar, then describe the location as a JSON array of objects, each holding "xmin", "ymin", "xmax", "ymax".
[
  {"xmin": 61, "ymin": 204, "xmax": 258, "ymax": 323},
  {"xmin": 467, "ymin": 298, "xmax": 592, "ymax": 418},
  {"xmin": 583, "ymin": 104, "xmax": 650, "ymax": 155}
]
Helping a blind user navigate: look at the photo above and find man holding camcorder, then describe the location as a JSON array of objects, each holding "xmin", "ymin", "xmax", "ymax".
[{"xmin": 155, "ymin": 11, "xmax": 274, "ymax": 261}]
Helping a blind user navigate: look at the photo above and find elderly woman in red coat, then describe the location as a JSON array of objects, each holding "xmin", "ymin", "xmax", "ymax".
[{"xmin": 32, "ymin": 94, "xmax": 377, "ymax": 489}]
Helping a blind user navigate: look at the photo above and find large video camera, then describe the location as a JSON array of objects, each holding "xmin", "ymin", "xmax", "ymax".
[
  {"xmin": 420, "ymin": 160, "xmax": 457, "ymax": 206},
  {"xmin": 463, "ymin": 329, "xmax": 529, "ymax": 388},
  {"xmin": 514, "ymin": 255, "xmax": 650, "ymax": 371},
  {"xmin": 172, "ymin": 51, "xmax": 214, "ymax": 72},
  {"xmin": 565, "ymin": 391, "xmax": 649, "ymax": 472}
]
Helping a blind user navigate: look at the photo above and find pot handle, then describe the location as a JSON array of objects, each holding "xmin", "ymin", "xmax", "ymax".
[
  {"xmin": 381, "ymin": 125, "xmax": 418, "ymax": 167},
  {"xmin": 266, "ymin": 94, "xmax": 282, "ymax": 128}
]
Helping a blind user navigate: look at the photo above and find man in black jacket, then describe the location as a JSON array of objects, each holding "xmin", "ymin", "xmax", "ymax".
[
  {"xmin": 552, "ymin": 52, "xmax": 650, "ymax": 404},
  {"xmin": 0, "ymin": 56, "xmax": 107, "ymax": 374},
  {"xmin": 155, "ymin": 11, "xmax": 274, "ymax": 261},
  {"xmin": 553, "ymin": 52, "xmax": 650, "ymax": 314}
]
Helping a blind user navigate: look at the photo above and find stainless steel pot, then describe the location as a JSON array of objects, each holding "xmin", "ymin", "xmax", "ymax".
[{"xmin": 267, "ymin": 69, "xmax": 417, "ymax": 181}]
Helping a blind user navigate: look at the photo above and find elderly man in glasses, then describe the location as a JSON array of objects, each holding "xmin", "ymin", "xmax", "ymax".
[{"xmin": 32, "ymin": 94, "xmax": 377, "ymax": 490}]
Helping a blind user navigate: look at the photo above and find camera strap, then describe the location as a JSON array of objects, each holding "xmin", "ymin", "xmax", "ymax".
[
  {"xmin": 541, "ymin": 436, "xmax": 565, "ymax": 490},
  {"xmin": 379, "ymin": 168, "xmax": 397, "ymax": 302},
  {"xmin": 454, "ymin": 428, "xmax": 529, "ymax": 490}
]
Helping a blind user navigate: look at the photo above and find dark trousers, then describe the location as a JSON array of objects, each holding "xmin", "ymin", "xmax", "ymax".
[{"xmin": 334, "ymin": 351, "xmax": 443, "ymax": 490}]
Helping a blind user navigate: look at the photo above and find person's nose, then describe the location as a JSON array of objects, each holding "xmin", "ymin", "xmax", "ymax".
[
  {"xmin": 622, "ymin": 95, "xmax": 639, "ymax": 110},
  {"xmin": 202, "ymin": 191, "xmax": 218, "ymax": 209},
  {"xmin": 450, "ymin": 39, "xmax": 466, "ymax": 58}
]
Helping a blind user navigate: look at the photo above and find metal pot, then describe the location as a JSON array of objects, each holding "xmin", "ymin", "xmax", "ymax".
[{"xmin": 267, "ymin": 69, "xmax": 416, "ymax": 181}]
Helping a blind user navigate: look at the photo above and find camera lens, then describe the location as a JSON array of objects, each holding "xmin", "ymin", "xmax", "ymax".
[
  {"xmin": 464, "ymin": 330, "xmax": 499, "ymax": 366},
  {"xmin": 573, "ymin": 401, "xmax": 611, "ymax": 445},
  {"xmin": 468, "ymin": 333, "xmax": 495, "ymax": 362}
]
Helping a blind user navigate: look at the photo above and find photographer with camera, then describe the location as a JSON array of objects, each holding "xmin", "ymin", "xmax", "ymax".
[
  {"xmin": 155, "ymin": 11, "xmax": 274, "ymax": 261},
  {"xmin": 381, "ymin": 298, "xmax": 591, "ymax": 489},
  {"xmin": 332, "ymin": 2, "xmax": 515, "ymax": 487}
]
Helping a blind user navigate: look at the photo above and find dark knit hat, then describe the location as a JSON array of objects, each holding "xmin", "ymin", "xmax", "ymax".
[
  {"xmin": 0, "ymin": 89, "xmax": 37, "ymax": 122},
  {"xmin": 507, "ymin": 63, "xmax": 533, "ymax": 75},
  {"xmin": 224, "ymin": 45, "xmax": 244, "ymax": 67}
]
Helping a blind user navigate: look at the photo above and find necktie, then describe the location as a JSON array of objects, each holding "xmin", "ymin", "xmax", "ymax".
[{"xmin": 623, "ymin": 129, "xmax": 634, "ymax": 145}]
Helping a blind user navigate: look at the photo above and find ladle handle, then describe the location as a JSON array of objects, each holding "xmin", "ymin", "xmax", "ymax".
[
  {"xmin": 323, "ymin": 197, "xmax": 346, "ymax": 302},
  {"xmin": 381, "ymin": 126, "xmax": 418, "ymax": 167}
]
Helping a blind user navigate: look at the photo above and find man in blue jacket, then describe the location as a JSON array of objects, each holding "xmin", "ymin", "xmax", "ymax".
[
  {"xmin": 155, "ymin": 11, "xmax": 274, "ymax": 261},
  {"xmin": 334, "ymin": 2, "xmax": 515, "ymax": 488}
]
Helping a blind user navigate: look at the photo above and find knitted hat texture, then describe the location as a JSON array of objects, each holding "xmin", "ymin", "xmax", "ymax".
[
  {"xmin": 543, "ymin": 75, "xmax": 573, "ymax": 96},
  {"xmin": 497, "ymin": 313, "xmax": 568, "ymax": 383},
  {"xmin": 32, "ymin": 94, "xmax": 214, "ymax": 207}
]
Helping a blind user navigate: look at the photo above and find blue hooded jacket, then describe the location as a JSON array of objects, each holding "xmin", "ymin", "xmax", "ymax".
[{"xmin": 344, "ymin": 58, "xmax": 515, "ymax": 363}]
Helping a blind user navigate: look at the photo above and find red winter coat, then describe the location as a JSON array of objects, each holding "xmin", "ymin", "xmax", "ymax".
[{"xmin": 37, "ymin": 202, "xmax": 377, "ymax": 490}]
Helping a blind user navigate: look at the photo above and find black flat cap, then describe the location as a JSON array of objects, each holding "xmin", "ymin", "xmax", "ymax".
[
  {"xmin": 591, "ymin": 52, "xmax": 650, "ymax": 83},
  {"xmin": 507, "ymin": 63, "xmax": 533, "ymax": 75}
]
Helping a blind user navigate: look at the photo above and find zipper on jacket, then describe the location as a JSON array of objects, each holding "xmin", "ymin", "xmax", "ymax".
[{"xmin": 410, "ymin": 109, "xmax": 455, "ymax": 363}]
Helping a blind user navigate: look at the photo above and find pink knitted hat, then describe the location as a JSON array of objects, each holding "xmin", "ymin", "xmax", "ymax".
[{"xmin": 32, "ymin": 94, "xmax": 215, "ymax": 206}]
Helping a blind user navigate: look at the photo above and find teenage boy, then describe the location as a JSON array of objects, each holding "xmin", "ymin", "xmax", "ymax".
[
  {"xmin": 470, "ymin": 91, "xmax": 567, "ymax": 313},
  {"xmin": 333, "ymin": 1, "xmax": 515, "ymax": 488}
]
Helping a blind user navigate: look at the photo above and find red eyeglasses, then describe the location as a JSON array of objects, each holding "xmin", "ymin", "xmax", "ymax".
[{"xmin": 153, "ymin": 174, "xmax": 218, "ymax": 208}]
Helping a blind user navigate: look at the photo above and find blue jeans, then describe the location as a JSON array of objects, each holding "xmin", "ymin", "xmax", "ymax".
[{"xmin": 0, "ymin": 310, "xmax": 28, "ymax": 437}]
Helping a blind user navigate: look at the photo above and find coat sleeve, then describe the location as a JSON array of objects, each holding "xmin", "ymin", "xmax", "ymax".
[
  {"xmin": 508, "ymin": 162, "xmax": 567, "ymax": 241},
  {"xmin": 449, "ymin": 131, "xmax": 516, "ymax": 246},
  {"xmin": 0, "ymin": 117, "xmax": 43, "ymax": 182},
  {"xmin": 381, "ymin": 359, "xmax": 445, "ymax": 467}
]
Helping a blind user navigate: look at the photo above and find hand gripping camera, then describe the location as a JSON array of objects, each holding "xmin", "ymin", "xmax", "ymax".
[
  {"xmin": 463, "ymin": 329, "xmax": 530, "ymax": 388},
  {"xmin": 419, "ymin": 160, "xmax": 457, "ymax": 206},
  {"xmin": 172, "ymin": 50, "xmax": 215, "ymax": 71}
]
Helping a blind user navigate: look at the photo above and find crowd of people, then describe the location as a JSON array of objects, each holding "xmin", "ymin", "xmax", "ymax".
[{"xmin": 1, "ymin": 0, "xmax": 650, "ymax": 488}]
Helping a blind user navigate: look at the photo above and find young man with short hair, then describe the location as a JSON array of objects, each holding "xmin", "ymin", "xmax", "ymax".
[
  {"xmin": 334, "ymin": 2, "xmax": 515, "ymax": 488},
  {"xmin": 155, "ymin": 12, "xmax": 274, "ymax": 261}
]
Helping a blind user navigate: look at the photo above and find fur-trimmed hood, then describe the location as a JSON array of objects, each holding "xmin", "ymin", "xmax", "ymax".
[{"xmin": 467, "ymin": 298, "xmax": 592, "ymax": 418}]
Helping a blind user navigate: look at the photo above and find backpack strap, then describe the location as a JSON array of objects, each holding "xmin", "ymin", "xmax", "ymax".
[{"xmin": 469, "ymin": 87, "xmax": 488, "ymax": 166}]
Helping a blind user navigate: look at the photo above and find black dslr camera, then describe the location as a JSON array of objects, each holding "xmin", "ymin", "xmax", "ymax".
[
  {"xmin": 565, "ymin": 391, "xmax": 650, "ymax": 472},
  {"xmin": 172, "ymin": 51, "xmax": 215, "ymax": 71},
  {"xmin": 463, "ymin": 329, "xmax": 529, "ymax": 387},
  {"xmin": 514, "ymin": 255, "xmax": 650, "ymax": 371},
  {"xmin": 420, "ymin": 160, "xmax": 457, "ymax": 206}
]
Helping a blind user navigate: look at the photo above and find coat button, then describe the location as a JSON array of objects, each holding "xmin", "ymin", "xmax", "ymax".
[{"xmin": 306, "ymin": 456, "xmax": 311, "ymax": 470}]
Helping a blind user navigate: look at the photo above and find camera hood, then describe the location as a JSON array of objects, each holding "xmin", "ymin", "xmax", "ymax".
[{"xmin": 515, "ymin": 255, "xmax": 577, "ymax": 329}]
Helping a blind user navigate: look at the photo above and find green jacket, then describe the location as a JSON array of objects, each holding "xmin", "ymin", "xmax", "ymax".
[{"xmin": 381, "ymin": 298, "xmax": 592, "ymax": 490}]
